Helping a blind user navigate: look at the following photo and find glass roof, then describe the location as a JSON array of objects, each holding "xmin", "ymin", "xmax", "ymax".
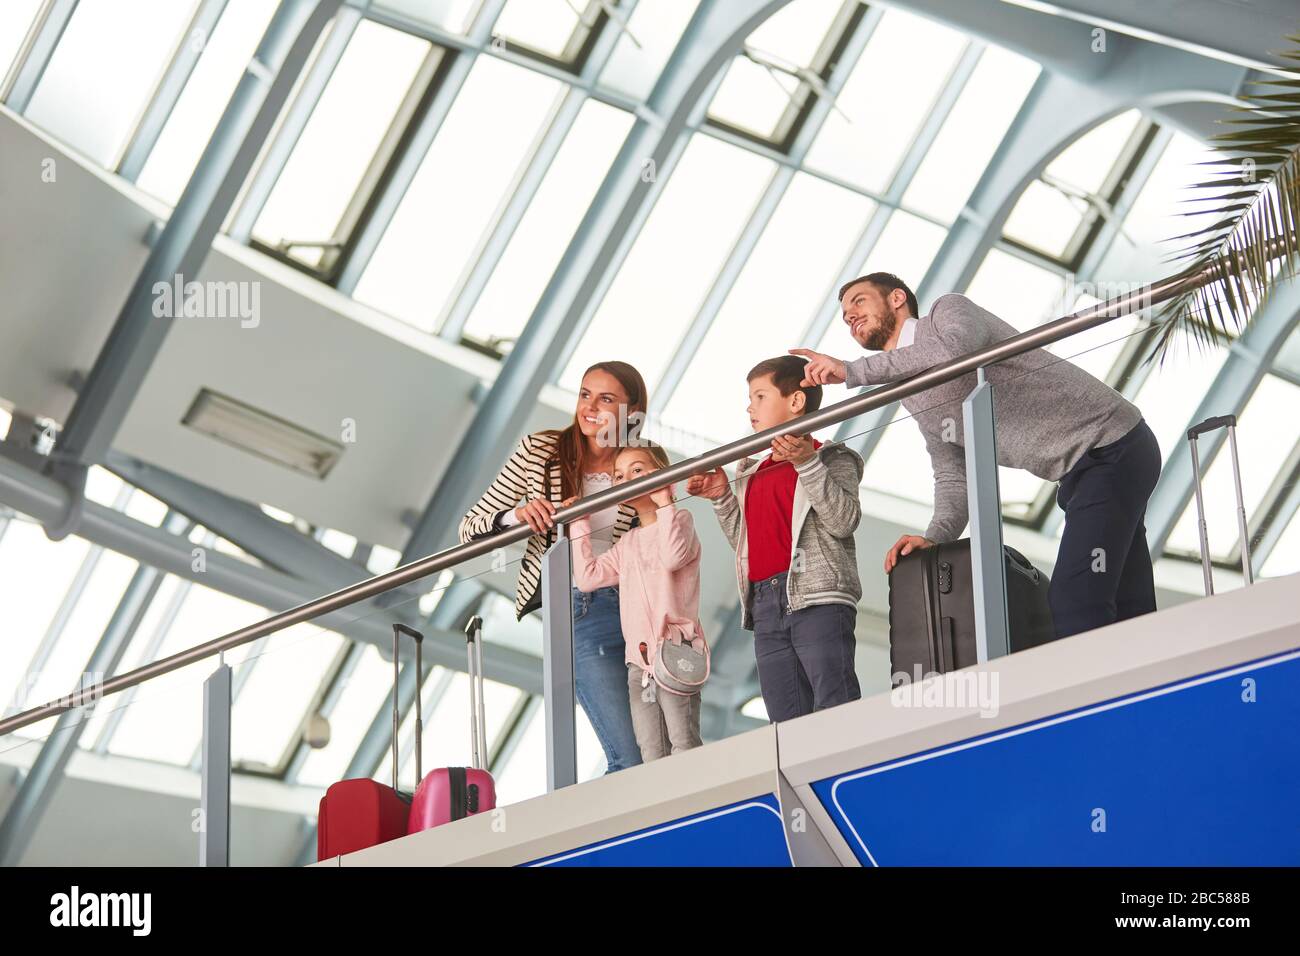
[
  {"xmin": 0, "ymin": 0, "xmax": 44, "ymax": 80},
  {"xmin": 3, "ymin": 0, "xmax": 1297, "ymax": 828},
  {"xmin": 23, "ymin": 0, "xmax": 201, "ymax": 167}
]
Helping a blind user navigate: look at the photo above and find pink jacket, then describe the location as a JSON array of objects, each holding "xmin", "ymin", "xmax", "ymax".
[{"xmin": 570, "ymin": 504, "xmax": 705, "ymax": 672}]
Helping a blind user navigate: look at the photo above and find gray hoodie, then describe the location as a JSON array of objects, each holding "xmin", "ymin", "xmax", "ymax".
[{"xmin": 710, "ymin": 442, "xmax": 864, "ymax": 630}]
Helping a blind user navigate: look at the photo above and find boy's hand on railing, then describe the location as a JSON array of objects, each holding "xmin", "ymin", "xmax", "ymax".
[
  {"xmin": 771, "ymin": 434, "xmax": 815, "ymax": 465},
  {"xmin": 884, "ymin": 534, "xmax": 935, "ymax": 573},
  {"xmin": 788, "ymin": 348, "xmax": 847, "ymax": 386},
  {"xmin": 686, "ymin": 468, "xmax": 729, "ymax": 501}
]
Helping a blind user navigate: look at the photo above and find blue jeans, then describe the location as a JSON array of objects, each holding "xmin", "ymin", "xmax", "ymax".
[{"xmin": 572, "ymin": 586, "xmax": 642, "ymax": 774}]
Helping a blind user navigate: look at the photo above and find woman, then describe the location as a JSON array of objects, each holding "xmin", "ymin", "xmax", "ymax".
[{"xmin": 459, "ymin": 361, "xmax": 648, "ymax": 774}]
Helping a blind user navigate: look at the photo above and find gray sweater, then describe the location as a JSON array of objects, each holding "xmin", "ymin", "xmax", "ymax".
[{"xmin": 845, "ymin": 293, "xmax": 1141, "ymax": 543}]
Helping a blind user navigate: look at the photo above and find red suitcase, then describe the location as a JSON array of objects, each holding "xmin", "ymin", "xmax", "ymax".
[
  {"xmin": 407, "ymin": 615, "xmax": 497, "ymax": 832},
  {"xmin": 317, "ymin": 623, "xmax": 424, "ymax": 861}
]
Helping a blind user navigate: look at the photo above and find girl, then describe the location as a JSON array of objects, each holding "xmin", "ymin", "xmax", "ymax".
[
  {"xmin": 570, "ymin": 444, "xmax": 706, "ymax": 761},
  {"xmin": 459, "ymin": 362, "xmax": 647, "ymax": 774}
]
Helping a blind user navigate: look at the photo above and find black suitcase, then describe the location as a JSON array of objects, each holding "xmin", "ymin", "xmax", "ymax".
[{"xmin": 888, "ymin": 539, "xmax": 1055, "ymax": 686}]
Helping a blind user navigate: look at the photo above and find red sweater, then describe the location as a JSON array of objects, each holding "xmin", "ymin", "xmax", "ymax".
[{"xmin": 744, "ymin": 440, "xmax": 822, "ymax": 582}]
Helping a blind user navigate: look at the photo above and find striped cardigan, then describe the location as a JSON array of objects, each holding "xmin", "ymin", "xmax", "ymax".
[{"xmin": 459, "ymin": 431, "xmax": 636, "ymax": 620}]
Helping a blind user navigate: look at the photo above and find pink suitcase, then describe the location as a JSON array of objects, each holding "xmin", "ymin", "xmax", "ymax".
[{"xmin": 407, "ymin": 615, "xmax": 497, "ymax": 832}]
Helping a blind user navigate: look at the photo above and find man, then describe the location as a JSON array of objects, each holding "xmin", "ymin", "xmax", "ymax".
[{"xmin": 791, "ymin": 272, "xmax": 1162, "ymax": 639}]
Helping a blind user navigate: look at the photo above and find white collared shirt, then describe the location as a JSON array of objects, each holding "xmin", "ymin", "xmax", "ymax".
[{"xmin": 897, "ymin": 317, "xmax": 918, "ymax": 348}]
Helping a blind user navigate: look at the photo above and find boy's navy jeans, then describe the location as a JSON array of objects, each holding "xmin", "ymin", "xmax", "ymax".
[{"xmin": 751, "ymin": 573, "xmax": 860, "ymax": 722}]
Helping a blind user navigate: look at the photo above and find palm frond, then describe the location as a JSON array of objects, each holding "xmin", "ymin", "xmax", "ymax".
[{"xmin": 1146, "ymin": 40, "xmax": 1300, "ymax": 365}]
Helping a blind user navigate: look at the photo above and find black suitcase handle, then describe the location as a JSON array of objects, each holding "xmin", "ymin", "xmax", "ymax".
[
  {"xmin": 1004, "ymin": 546, "xmax": 1041, "ymax": 585},
  {"xmin": 1187, "ymin": 414, "xmax": 1236, "ymax": 440}
]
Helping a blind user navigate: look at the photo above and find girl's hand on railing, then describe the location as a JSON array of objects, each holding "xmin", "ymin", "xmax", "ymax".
[{"xmin": 686, "ymin": 468, "xmax": 729, "ymax": 500}]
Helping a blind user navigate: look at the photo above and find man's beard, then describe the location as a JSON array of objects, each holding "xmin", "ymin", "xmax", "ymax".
[{"xmin": 861, "ymin": 312, "xmax": 897, "ymax": 351}]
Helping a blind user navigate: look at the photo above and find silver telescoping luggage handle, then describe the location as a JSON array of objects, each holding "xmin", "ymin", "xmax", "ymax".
[
  {"xmin": 465, "ymin": 616, "xmax": 488, "ymax": 771},
  {"xmin": 392, "ymin": 623, "xmax": 424, "ymax": 792},
  {"xmin": 1186, "ymin": 414, "xmax": 1255, "ymax": 596}
]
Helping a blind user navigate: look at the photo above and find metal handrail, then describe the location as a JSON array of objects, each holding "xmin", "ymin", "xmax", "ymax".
[{"xmin": 0, "ymin": 256, "xmax": 1250, "ymax": 737}]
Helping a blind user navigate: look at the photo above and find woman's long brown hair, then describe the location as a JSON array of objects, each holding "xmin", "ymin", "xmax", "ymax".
[{"xmin": 543, "ymin": 361, "xmax": 649, "ymax": 500}]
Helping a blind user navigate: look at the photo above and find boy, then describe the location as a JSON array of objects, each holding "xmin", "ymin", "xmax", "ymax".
[{"xmin": 687, "ymin": 356, "xmax": 864, "ymax": 721}]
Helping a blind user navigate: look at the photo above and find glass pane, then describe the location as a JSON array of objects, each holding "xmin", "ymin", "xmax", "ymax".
[
  {"xmin": 462, "ymin": 99, "xmax": 634, "ymax": 347},
  {"xmin": 1131, "ymin": 341, "xmax": 1228, "ymax": 464},
  {"xmin": 1261, "ymin": 507, "xmax": 1300, "ymax": 578},
  {"xmin": 708, "ymin": 56, "xmax": 801, "ymax": 141},
  {"xmin": 494, "ymin": 701, "xmax": 545, "ymax": 803},
  {"xmin": 0, "ymin": 524, "xmax": 93, "ymax": 716},
  {"xmin": 747, "ymin": 0, "xmax": 844, "ymax": 67},
  {"xmin": 1166, "ymin": 375, "xmax": 1300, "ymax": 560},
  {"xmin": 76, "ymin": 574, "xmax": 193, "ymax": 746},
  {"xmin": 707, "ymin": 0, "xmax": 844, "ymax": 140},
  {"xmin": 1048, "ymin": 109, "xmax": 1141, "ymax": 196},
  {"xmin": 902, "ymin": 45, "xmax": 1040, "ymax": 224},
  {"xmin": 998, "ymin": 465, "xmax": 1046, "ymax": 513},
  {"xmin": 394, "ymin": 672, "xmax": 521, "ymax": 782},
  {"xmin": 24, "ymin": 0, "xmax": 200, "ymax": 167},
  {"xmin": 816, "ymin": 209, "xmax": 947, "ymax": 360},
  {"xmin": 105, "ymin": 585, "xmax": 262, "ymax": 764},
  {"xmin": 598, "ymin": 0, "xmax": 699, "ymax": 101},
  {"xmin": 354, "ymin": 55, "xmax": 564, "ymax": 332},
  {"xmin": 662, "ymin": 172, "xmax": 874, "ymax": 446},
  {"xmin": 1048, "ymin": 291, "xmax": 1140, "ymax": 384},
  {"xmin": 492, "ymin": 0, "xmax": 588, "ymax": 59},
  {"xmin": 963, "ymin": 248, "xmax": 1067, "ymax": 332},
  {"xmin": 231, "ymin": 625, "xmax": 346, "ymax": 769},
  {"xmin": 295, "ymin": 644, "xmax": 395, "ymax": 788},
  {"xmin": 135, "ymin": 0, "xmax": 277, "ymax": 205},
  {"xmin": 561, "ymin": 134, "xmax": 774, "ymax": 391},
  {"xmin": 857, "ymin": 391, "xmax": 1043, "ymax": 515},
  {"xmin": 0, "ymin": 0, "xmax": 44, "ymax": 79},
  {"xmin": 861, "ymin": 406, "xmax": 934, "ymax": 504},
  {"xmin": 252, "ymin": 20, "xmax": 433, "ymax": 269},
  {"xmin": 375, "ymin": 0, "xmax": 483, "ymax": 34},
  {"xmin": 18, "ymin": 549, "xmax": 140, "ymax": 712},
  {"xmin": 1001, "ymin": 179, "xmax": 1086, "ymax": 259},
  {"xmin": 805, "ymin": 9, "xmax": 966, "ymax": 193},
  {"xmin": 1117, "ymin": 131, "xmax": 1232, "ymax": 257},
  {"xmin": 84, "ymin": 465, "xmax": 128, "ymax": 508},
  {"xmin": 1002, "ymin": 112, "xmax": 1143, "ymax": 259}
]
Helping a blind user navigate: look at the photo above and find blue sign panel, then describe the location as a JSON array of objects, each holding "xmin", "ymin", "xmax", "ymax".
[
  {"xmin": 814, "ymin": 651, "xmax": 1300, "ymax": 865},
  {"xmin": 526, "ymin": 793, "xmax": 791, "ymax": 867}
]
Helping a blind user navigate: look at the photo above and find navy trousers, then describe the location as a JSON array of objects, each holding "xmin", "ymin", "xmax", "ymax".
[
  {"xmin": 751, "ymin": 573, "xmax": 860, "ymax": 722},
  {"xmin": 1050, "ymin": 418, "xmax": 1162, "ymax": 639}
]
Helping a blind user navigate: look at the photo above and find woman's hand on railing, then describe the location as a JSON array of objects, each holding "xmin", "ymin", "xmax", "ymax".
[
  {"xmin": 517, "ymin": 497, "xmax": 573, "ymax": 533},
  {"xmin": 686, "ymin": 468, "xmax": 729, "ymax": 501},
  {"xmin": 789, "ymin": 348, "xmax": 847, "ymax": 386}
]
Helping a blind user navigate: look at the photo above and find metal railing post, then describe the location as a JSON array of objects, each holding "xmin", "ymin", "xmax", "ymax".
[
  {"xmin": 541, "ymin": 526, "xmax": 577, "ymax": 791},
  {"xmin": 963, "ymin": 368, "xmax": 1011, "ymax": 662},
  {"xmin": 200, "ymin": 659, "xmax": 232, "ymax": 867}
]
